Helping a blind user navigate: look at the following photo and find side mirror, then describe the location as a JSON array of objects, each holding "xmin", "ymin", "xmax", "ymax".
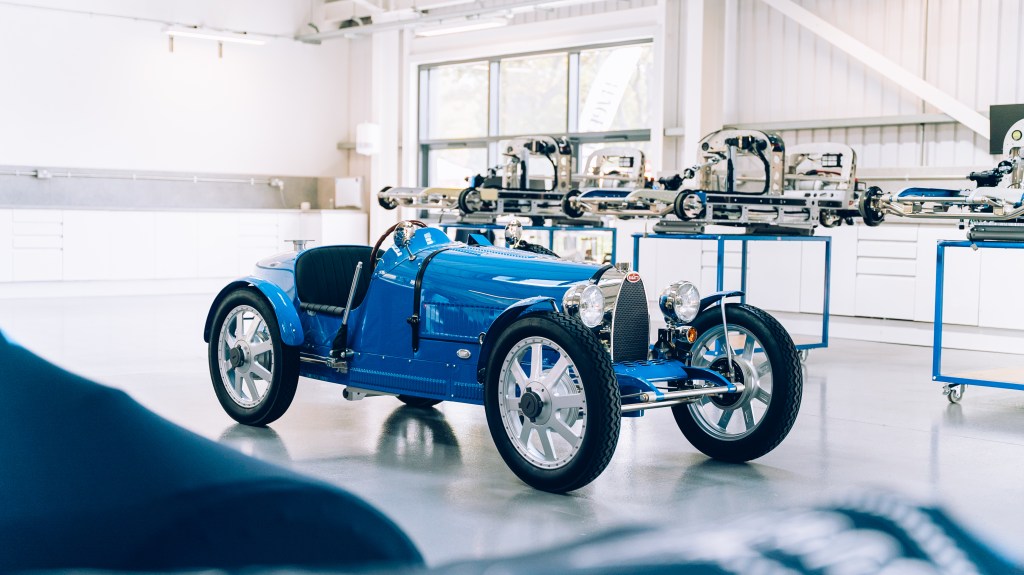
[
  {"xmin": 394, "ymin": 221, "xmax": 418, "ymax": 249},
  {"xmin": 504, "ymin": 218, "xmax": 523, "ymax": 248}
]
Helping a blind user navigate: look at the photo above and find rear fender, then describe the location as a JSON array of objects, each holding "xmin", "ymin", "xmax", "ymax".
[
  {"xmin": 475, "ymin": 296, "xmax": 559, "ymax": 383},
  {"xmin": 203, "ymin": 278, "xmax": 304, "ymax": 347}
]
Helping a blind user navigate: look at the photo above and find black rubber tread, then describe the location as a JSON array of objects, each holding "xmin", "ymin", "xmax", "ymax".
[
  {"xmin": 483, "ymin": 311, "xmax": 620, "ymax": 493},
  {"xmin": 397, "ymin": 395, "xmax": 442, "ymax": 408},
  {"xmin": 457, "ymin": 188, "xmax": 479, "ymax": 215},
  {"xmin": 561, "ymin": 189, "xmax": 585, "ymax": 219},
  {"xmin": 859, "ymin": 186, "xmax": 885, "ymax": 226},
  {"xmin": 672, "ymin": 303, "xmax": 802, "ymax": 462},
  {"xmin": 208, "ymin": 288, "xmax": 300, "ymax": 427},
  {"xmin": 515, "ymin": 242, "xmax": 559, "ymax": 258},
  {"xmin": 673, "ymin": 191, "xmax": 706, "ymax": 221}
]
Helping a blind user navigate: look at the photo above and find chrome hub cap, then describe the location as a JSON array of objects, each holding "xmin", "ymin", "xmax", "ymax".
[
  {"xmin": 689, "ymin": 325, "xmax": 773, "ymax": 440},
  {"xmin": 498, "ymin": 337, "xmax": 587, "ymax": 469},
  {"xmin": 217, "ymin": 305, "xmax": 275, "ymax": 409}
]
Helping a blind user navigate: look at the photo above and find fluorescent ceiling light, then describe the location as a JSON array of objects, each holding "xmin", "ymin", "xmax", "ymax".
[
  {"xmin": 415, "ymin": 17, "xmax": 508, "ymax": 37},
  {"xmin": 164, "ymin": 26, "xmax": 265, "ymax": 46}
]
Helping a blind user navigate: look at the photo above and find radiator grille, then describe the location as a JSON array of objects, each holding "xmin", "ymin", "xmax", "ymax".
[{"xmin": 611, "ymin": 276, "xmax": 650, "ymax": 362}]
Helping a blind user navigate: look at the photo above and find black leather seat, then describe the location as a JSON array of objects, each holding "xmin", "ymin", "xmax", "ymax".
[{"xmin": 295, "ymin": 246, "xmax": 372, "ymax": 315}]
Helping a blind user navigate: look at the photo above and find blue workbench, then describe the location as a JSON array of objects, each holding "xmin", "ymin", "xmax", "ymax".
[
  {"xmin": 632, "ymin": 233, "xmax": 832, "ymax": 352},
  {"xmin": 933, "ymin": 239, "xmax": 1024, "ymax": 401}
]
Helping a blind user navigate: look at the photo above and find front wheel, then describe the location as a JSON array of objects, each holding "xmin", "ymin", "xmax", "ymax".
[
  {"xmin": 484, "ymin": 312, "xmax": 620, "ymax": 493},
  {"xmin": 673, "ymin": 303, "xmax": 802, "ymax": 462},
  {"xmin": 208, "ymin": 289, "xmax": 300, "ymax": 426}
]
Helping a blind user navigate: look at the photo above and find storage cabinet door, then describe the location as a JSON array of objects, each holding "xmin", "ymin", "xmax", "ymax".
[
  {"xmin": 11, "ymin": 210, "xmax": 63, "ymax": 282},
  {"xmin": 854, "ymin": 225, "xmax": 917, "ymax": 320}
]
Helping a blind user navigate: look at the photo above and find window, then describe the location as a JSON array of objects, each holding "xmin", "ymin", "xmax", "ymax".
[
  {"xmin": 425, "ymin": 62, "xmax": 490, "ymax": 140},
  {"xmin": 578, "ymin": 44, "xmax": 653, "ymax": 132},
  {"xmin": 499, "ymin": 53, "xmax": 569, "ymax": 135},
  {"xmin": 419, "ymin": 42, "xmax": 652, "ymax": 187}
]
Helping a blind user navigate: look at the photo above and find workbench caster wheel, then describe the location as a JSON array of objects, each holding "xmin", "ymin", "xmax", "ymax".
[
  {"xmin": 943, "ymin": 383, "xmax": 966, "ymax": 404},
  {"xmin": 798, "ymin": 350, "xmax": 810, "ymax": 363}
]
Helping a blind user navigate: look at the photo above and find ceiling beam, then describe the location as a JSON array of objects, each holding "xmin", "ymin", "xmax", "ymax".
[{"xmin": 760, "ymin": 0, "xmax": 990, "ymax": 140}]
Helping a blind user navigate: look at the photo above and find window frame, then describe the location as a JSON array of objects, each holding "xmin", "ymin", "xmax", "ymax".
[{"xmin": 418, "ymin": 39, "xmax": 653, "ymax": 187}]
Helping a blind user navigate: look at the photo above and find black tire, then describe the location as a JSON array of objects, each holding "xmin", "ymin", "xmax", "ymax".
[
  {"xmin": 819, "ymin": 210, "xmax": 840, "ymax": 228},
  {"xmin": 397, "ymin": 395, "xmax": 442, "ymax": 408},
  {"xmin": 458, "ymin": 188, "xmax": 482, "ymax": 215},
  {"xmin": 515, "ymin": 241, "xmax": 559, "ymax": 257},
  {"xmin": 673, "ymin": 303, "xmax": 802, "ymax": 462},
  {"xmin": 673, "ymin": 191, "xmax": 706, "ymax": 221},
  {"xmin": 208, "ymin": 289, "xmax": 300, "ymax": 426},
  {"xmin": 562, "ymin": 189, "xmax": 586, "ymax": 218},
  {"xmin": 858, "ymin": 186, "xmax": 885, "ymax": 226},
  {"xmin": 484, "ymin": 311, "xmax": 620, "ymax": 493},
  {"xmin": 377, "ymin": 186, "xmax": 398, "ymax": 210}
]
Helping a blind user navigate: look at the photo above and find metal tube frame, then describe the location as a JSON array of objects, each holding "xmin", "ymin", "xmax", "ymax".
[
  {"xmin": 632, "ymin": 232, "xmax": 831, "ymax": 351},
  {"xmin": 621, "ymin": 383, "xmax": 746, "ymax": 413},
  {"xmin": 932, "ymin": 239, "xmax": 1024, "ymax": 391}
]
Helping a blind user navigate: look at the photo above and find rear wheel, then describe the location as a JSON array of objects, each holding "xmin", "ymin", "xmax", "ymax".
[
  {"xmin": 209, "ymin": 290, "xmax": 299, "ymax": 426},
  {"xmin": 673, "ymin": 303, "xmax": 802, "ymax": 462},
  {"xmin": 484, "ymin": 312, "xmax": 620, "ymax": 493}
]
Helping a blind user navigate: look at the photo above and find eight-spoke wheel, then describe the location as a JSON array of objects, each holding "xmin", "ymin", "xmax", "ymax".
[
  {"xmin": 209, "ymin": 289, "xmax": 299, "ymax": 426},
  {"xmin": 484, "ymin": 311, "xmax": 620, "ymax": 492},
  {"xmin": 673, "ymin": 303, "xmax": 802, "ymax": 462}
]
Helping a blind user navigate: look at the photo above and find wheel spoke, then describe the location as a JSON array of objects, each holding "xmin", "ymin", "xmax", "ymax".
[
  {"xmin": 249, "ymin": 318, "xmax": 265, "ymax": 343},
  {"xmin": 756, "ymin": 361, "xmax": 772, "ymax": 378},
  {"xmin": 551, "ymin": 391, "xmax": 584, "ymax": 411},
  {"xmin": 518, "ymin": 421, "xmax": 534, "ymax": 446},
  {"xmin": 537, "ymin": 429, "xmax": 556, "ymax": 461},
  {"xmin": 250, "ymin": 363, "xmax": 273, "ymax": 382},
  {"xmin": 742, "ymin": 404, "xmax": 755, "ymax": 430},
  {"xmin": 510, "ymin": 361, "xmax": 530, "ymax": 389},
  {"xmin": 742, "ymin": 334, "xmax": 755, "ymax": 361},
  {"xmin": 755, "ymin": 386, "xmax": 771, "ymax": 404},
  {"xmin": 231, "ymin": 372, "xmax": 243, "ymax": 396},
  {"xmin": 529, "ymin": 343, "xmax": 543, "ymax": 381},
  {"xmin": 542, "ymin": 355, "xmax": 570, "ymax": 387},
  {"xmin": 717, "ymin": 408, "xmax": 732, "ymax": 430},
  {"xmin": 549, "ymin": 417, "xmax": 580, "ymax": 446},
  {"xmin": 250, "ymin": 339, "xmax": 272, "ymax": 357},
  {"xmin": 243, "ymin": 373, "xmax": 259, "ymax": 401}
]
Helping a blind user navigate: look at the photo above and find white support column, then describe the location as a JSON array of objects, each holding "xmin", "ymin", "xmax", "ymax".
[
  {"xmin": 369, "ymin": 30, "xmax": 402, "ymax": 242},
  {"xmin": 760, "ymin": 0, "xmax": 990, "ymax": 140},
  {"xmin": 681, "ymin": 0, "xmax": 725, "ymax": 163}
]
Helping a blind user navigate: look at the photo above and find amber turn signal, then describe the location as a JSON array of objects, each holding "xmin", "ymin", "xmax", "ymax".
[{"xmin": 686, "ymin": 327, "xmax": 698, "ymax": 343}]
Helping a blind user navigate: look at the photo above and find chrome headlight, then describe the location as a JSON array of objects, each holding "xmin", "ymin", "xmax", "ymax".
[
  {"xmin": 563, "ymin": 283, "xmax": 605, "ymax": 328},
  {"xmin": 659, "ymin": 281, "xmax": 700, "ymax": 324}
]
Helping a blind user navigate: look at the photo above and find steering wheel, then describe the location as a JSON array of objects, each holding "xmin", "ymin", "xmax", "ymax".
[{"xmin": 369, "ymin": 220, "xmax": 427, "ymax": 267}]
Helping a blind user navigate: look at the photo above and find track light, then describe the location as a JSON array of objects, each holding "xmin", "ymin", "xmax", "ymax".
[{"xmin": 163, "ymin": 26, "xmax": 266, "ymax": 46}]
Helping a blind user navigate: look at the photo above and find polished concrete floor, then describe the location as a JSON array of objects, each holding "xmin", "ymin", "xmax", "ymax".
[{"xmin": 2, "ymin": 293, "xmax": 1024, "ymax": 566}]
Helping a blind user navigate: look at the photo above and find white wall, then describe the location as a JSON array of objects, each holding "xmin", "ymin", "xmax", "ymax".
[
  {"xmin": 730, "ymin": 0, "xmax": 1024, "ymax": 170},
  {"xmin": 0, "ymin": 0, "xmax": 350, "ymax": 177}
]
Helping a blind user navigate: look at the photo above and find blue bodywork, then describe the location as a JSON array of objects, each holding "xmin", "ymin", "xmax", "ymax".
[{"xmin": 205, "ymin": 227, "xmax": 729, "ymax": 411}]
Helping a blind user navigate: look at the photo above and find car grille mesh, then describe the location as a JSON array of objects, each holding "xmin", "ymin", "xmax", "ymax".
[{"xmin": 612, "ymin": 277, "xmax": 650, "ymax": 362}]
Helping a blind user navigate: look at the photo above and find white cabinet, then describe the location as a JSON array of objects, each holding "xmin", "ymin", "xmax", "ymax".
[
  {"xmin": 745, "ymin": 240, "xmax": 803, "ymax": 313},
  {"xmin": 978, "ymin": 247, "xmax": 1024, "ymax": 330},
  {"xmin": 0, "ymin": 210, "xmax": 12, "ymax": 282},
  {"xmin": 11, "ymin": 210, "xmax": 62, "ymax": 282},
  {"xmin": 155, "ymin": 212, "xmax": 200, "ymax": 279},
  {"xmin": 854, "ymin": 225, "xmax": 918, "ymax": 320}
]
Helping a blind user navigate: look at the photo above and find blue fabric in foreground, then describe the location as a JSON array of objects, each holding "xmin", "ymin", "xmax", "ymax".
[{"xmin": 0, "ymin": 330, "xmax": 423, "ymax": 572}]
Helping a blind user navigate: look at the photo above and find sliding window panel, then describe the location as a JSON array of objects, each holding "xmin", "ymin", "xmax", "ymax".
[
  {"xmin": 499, "ymin": 53, "xmax": 569, "ymax": 136},
  {"xmin": 578, "ymin": 44, "xmax": 653, "ymax": 132},
  {"xmin": 426, "ymin": 62, "xmax": 490, "ymax": 140}
]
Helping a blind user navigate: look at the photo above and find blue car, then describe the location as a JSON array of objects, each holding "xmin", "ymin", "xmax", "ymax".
[{"xmin": 204, "ymin": 221, "xmax": 803, "ymax": 492}]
